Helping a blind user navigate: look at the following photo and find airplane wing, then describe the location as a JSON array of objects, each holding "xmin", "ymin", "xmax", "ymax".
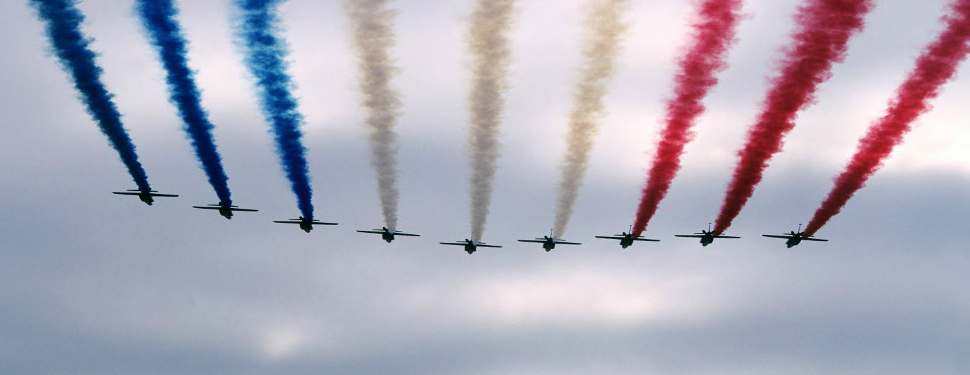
[
  {"xmin": 394, "ymin": 232, "xmax": 421, "ymax": 237},
  {"xmin": 357, "ymin": 230, "xmax": 384, "ymax": 234},
  {"xmin": 477, "ymin": 244, "xmax": 502, "ymax": 248},
  {"xmin": 192, "ymin": 206, "xmax": 221, "ymax": 210},
  {"xmin": 112, "ymin": 191, "xmax": 141, "ymax": 196},
  {"xmin": 148, "ymin": 193, "xmax": 179, "ymax": 197},
  {"xmin": 517, "ymin": 239, "xmax": 545, "ymax": 243},
  {"xmin": 311, "ymin": 221, "xmax": 339, "ymax": 226},
  {"xmin": 674, "ymin": 234, "xmax": 706, "ymax": 238},
  {"xmin": 802, "ymin": 237, "xmax": 828, "ymax": 242},
  {"xmin": 229, "ymin": 207, "xmax": 258, "ymax": 212},
  {"xmin": 553, "ymin": 240, "xmax": 582, "ymax": 245},
  {"xmin": 595, "ymin": 235, "xmax": 625, "ymax": 240},
  {"xmin": 762, "ymin": 234, "xmax": 794, "ymax": 239},
  {"xmin": 633, "ymin": 238, "xmax": 661, "ymax": 242},
  {"xmin": 439, "ymin": 242, "xmax": 467, "ymax": 246},
  {"xmin": 712, "ymin": 235, "xmax": 741, "ymax": 239},
  {"xmin": 274, "ymin": 220, "xmax": 303, "ymax": 224}
]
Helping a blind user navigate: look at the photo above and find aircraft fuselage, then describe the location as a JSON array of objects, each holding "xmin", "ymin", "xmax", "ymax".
[
  {"xmin": 700, "ymin": 235, "xmax": 714, "ymax": 246},
  {"xmin": 619, "ymin": 238, "xmax": 633, "ymax": 248}
]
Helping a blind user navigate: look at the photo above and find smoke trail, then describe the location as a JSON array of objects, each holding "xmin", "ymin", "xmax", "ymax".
[
  {"xmin": 631, "ymin": 0, "xmax": 743, "ymax": 237},
  {"xmin": 345, "ymin": 0, "xmax": 402, "ymax": 230},
  {"xmin": 29, "ymin": 0, "xmax": 151, "ymax": 193},
  {"xmin": 135, "ymin": 0, "xmax": 232, "ymax": 205},
  {"xmin": 552, "ymin": 0, "xmax": 629, "ymax": 238},
  {"xmin": 713, "ymin": 0, "xmax": 872, "ymax": 234},
  {"xmin": 466, "ymin": 0, "xmax": 516, "ymax": 241},
  {"xmin": 234, "ymin": 0, "xmax": 313, "ymax": 219},
  {"xmin": 804, "ymin": 0, "xmax": 970, "ymax": 236}
]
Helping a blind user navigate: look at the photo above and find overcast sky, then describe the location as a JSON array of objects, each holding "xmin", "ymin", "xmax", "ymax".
[{"xmin": 1, "ymin": 0, "xmax": 968, "ymax": 374}]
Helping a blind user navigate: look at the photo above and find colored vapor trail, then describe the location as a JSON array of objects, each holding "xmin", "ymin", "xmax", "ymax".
[
  {"xmin": 346, "ymin": 0, "xmax": 402, "ymax": 230},
  {"xmin": 466, "ymin": 0, "xmax": 516, "ymax": 241},
  {"xmin": 135, "ymin": 0, "xmax": 232, "ymax": 205},
  {"xmin": 631, "ymin": 0, "xmax": 743, "ymax": 238},
  {"xmin": 713, "ymin": 0, "xmax": 872, "ymax": 234},
  {"xmin": 234, "ymin": 0, "xmax": 314, "ymax": 219},
  {"xmin": 29, "ymin": 0, "xmax": 151, "ymax": 193},
  {"xmin": 804, "ymin": 0, "xmax": 970, "ymax": 236},
  {"xmin": 552, "ymin": 0, "xmax": 630, "ymax": 238}
]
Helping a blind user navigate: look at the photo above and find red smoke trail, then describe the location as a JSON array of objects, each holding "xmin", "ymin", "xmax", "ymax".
[
  {"xmin": 804, "ymin": 0, "xmax": 970, "ymax": 236},
  {"xmin": 631, "ymin": 0, "xmax": 743, "ymax": 237},
  {"xmin": 712, "ymin": 0, "xmax": 872, "ymax": 234}
]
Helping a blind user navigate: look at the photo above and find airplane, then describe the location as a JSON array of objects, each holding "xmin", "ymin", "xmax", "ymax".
[
  {"xmin": 191, "ymin": 202, "xmax": 258, "ymax": 220},
  {"xmin": 273, "ymin": 216, "xmax": 338, "ymax": 233},
  {"xmin": 762, "ymin": 224, "xmax": 828, "ymax": 248},
  {"xmin": 674, "ymin": 223, "xmax": 740, "ymax": 247},
  {"xmin": 517, "ymin": 230, "xmax": 581, "ymax": 251},
  {"xmin": 356, "ymin": 227, "xmax": 421, "ymax": 243},
  {"xmin": 112, "ymin": 189, "xmax": 178, "ymax": 205},
  {"xmin": 595, "ymin": 226, "xmax": 660, "ymax": 248},
  {"xmin": 439, "ymin": 239, "xmax": 502, "ymax": 254}
]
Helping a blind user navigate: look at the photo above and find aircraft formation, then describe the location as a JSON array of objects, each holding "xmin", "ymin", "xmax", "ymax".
[
  {"xmin": 117, "ymin": 188, "xmax": 833, "ymax": 252},
  {"xmin": 28, "ymin": 0, "xmax": 970, "ymax": 254}
]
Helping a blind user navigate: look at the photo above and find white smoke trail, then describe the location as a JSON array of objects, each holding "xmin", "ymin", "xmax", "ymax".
[
  {"xmin": 553, "ymin": 0, "xmax": 629, "ymax": 238},
  {"xmin": 346, "ymin": 0, "xmax": 402, "ymax": 230},
  {"xmin": 466, "ymin": 0, "xmax": 516, "ymax": 241}
]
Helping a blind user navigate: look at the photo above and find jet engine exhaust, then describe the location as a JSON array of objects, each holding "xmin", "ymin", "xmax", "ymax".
[
  {"xmin": 234, "ymin": 0, "xmax": 315, "ymax": 220},
  {"xmin": 346, "ymin": 0, "xmax": 403, "ymax": 231},
  {"xmin": 466, "ymin": 0, "xmax": 517, "ymax": 241},
  {"xmin": 29, "ymin": 0, "xmax": 152, "ymax": 193},
  {"xmin": 552, "ymin": 0, "xmax": 630, "ymax": 239},
  {"xmin": 804, "ymin": 0, "xmax": 970, "ymax": 236},
  {"xmin": 631, "ymin": 0, "xmax": 743, "ymax": 237},
  {"xmin": 713, "ymin": 0, "xmax": 873, "ymax": 234},
  {"xmin": 135, "ymin": 0, "xmax": 234, "ymax": 206}
]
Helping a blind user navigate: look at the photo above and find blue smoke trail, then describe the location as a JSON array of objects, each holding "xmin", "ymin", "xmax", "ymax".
[
  {"xmin": 30, "ymin": 0, "xmax": 151, "ymax": 193},
  {"xmin": 135, "ymin": 0, "xmax": 232, "ymax": 205},
  {"xmin": 234, "ymin": 0, "xmax": 313, "ymax": 219}
]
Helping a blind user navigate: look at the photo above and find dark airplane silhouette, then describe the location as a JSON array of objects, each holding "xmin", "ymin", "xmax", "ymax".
[
  {"xmin": 518, "ymin": 230, "xmax": 581, "ymax": 251},
  {"xmin": 762, "ymin": 224, "xmax": 828, "ymax": 248},
  {"xmin": 357, "ymin": 227, "xmax": 420, "ymax": 243},
  {"xmin": 112, "ymin": 189, "xmax": 178, "ymax": 205},
  {"xmin": 595, "ymin": 226, "xmax": 660, "ymax": 248},
  {"xmin": 192, "ymin": 202, "xmax": 258, "ymax": 219},
  {"xmin": 274, "ymin": 216, "xmax": 338, "ymax": 233},
  {"xmin": 675, "ymin": 223, "xmax": 740, "ymax": 246},
  {"xmin": 439, "ymin": 239, "xmax": 502, "ymax": 254}
]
